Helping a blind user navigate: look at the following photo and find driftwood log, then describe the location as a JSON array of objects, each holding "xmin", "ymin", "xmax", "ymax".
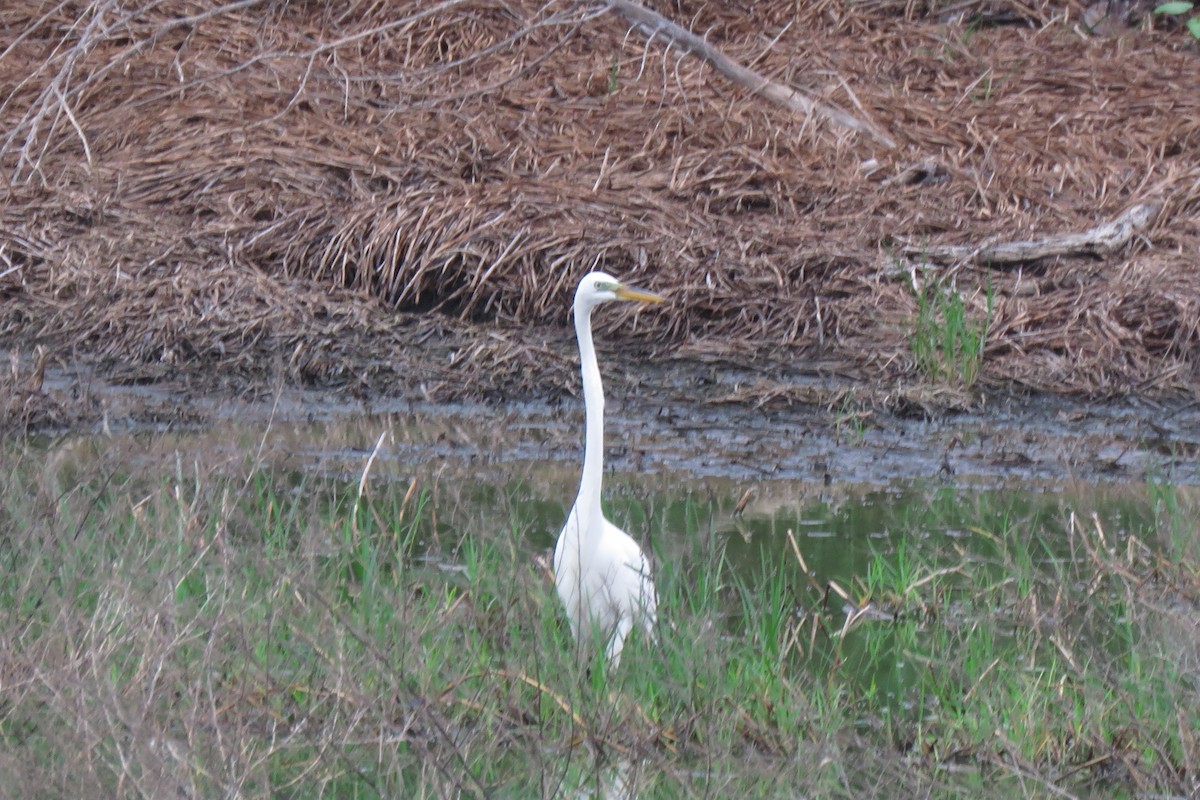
[{"xmin": 903, "ymin": 202, "xmax": 1162, "ymax": 266}]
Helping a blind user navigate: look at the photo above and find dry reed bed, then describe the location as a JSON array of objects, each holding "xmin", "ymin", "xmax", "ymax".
[{"xmin": 1, "ymin": 0, "xmax": 1198, "ymax": 414}]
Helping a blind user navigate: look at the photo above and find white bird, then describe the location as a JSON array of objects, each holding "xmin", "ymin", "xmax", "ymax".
[{"xmin": 554, "ymin": 271, "xmax": 663, "ymax": 668}]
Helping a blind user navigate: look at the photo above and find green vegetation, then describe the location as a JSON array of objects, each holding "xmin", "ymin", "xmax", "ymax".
[
  {"xmin": 1155, "ymin": 1, "xmax": 1200, "ymax": 41},
  {"xmin": 907, "ymin": 266, "xmax": 994, "ymax": 387},
  {"xmin": 0, "ymin": 442, "xmax": 1196, "ymax": 798}
]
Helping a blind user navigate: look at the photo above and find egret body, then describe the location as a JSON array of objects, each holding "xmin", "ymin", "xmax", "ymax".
[{"xmin": 554, "ymin": 271, "xmax": 662, "ymax": 667}]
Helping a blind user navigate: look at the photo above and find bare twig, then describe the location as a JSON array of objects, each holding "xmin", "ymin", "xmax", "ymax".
[{"xmin": 604, "ymin": 0, "xmax": 896, "ymax": 148}]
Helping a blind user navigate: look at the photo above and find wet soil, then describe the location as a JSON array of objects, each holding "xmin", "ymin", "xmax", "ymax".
[{"xmin": 10, "ymin": 344, "xmax": 1198, "ymax": 489}]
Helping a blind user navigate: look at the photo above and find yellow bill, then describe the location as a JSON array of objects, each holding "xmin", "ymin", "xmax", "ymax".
[{"xmin": 614, "ymin": 284, "xmax": 665, "ymax": 304}]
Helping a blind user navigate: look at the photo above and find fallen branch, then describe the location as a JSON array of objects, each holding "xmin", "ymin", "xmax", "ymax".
[
  {"xmin": 605, "ymin": 0, "xmax": 896, "ymax": 149},
  {"xmin": 903, "ymin": 202, "xmax": 1161, "ymax": 265}
]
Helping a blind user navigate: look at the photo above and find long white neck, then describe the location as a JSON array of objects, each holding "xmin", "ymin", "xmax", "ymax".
[{"xmin": 573, "ymin": 295, "xmax": 605, "ymax": 533}]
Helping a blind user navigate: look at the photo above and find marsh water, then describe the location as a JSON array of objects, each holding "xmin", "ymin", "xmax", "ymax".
[
  {"xmin": 37, "ymin": 389, "xmax": 1194, "ymax": 687},
  {"xmin": 15, "ymin": 385, "xmax": 1199, "ymax": 798},
  {"xmin": 39, "ymin": 386, "xmax": 1197, "ymax": 582}
]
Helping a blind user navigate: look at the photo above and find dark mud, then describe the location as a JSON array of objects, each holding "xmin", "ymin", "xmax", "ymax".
[{"xmin": 11, "ymin": 346, "xmax": 1199, "ymax": 489}]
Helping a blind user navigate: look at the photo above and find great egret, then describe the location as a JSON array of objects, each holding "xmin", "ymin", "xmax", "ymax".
[{"xmin": 554, "ymin": 271, "xmax": 663, "ymax": 668}]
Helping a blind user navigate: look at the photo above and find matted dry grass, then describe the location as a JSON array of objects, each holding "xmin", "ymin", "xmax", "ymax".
[{"xmin": 1, "ymin": 0, "xmax": 1198, "ymax": 419}]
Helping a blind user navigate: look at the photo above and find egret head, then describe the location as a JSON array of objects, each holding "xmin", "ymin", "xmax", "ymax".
[{"xmin": 574, "ymin": 271, "xmax": 664, "ymax": 313}]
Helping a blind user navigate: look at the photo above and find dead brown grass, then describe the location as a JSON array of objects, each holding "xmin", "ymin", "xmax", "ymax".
[{"xmin": 1, "ymin": 0, "xmax": 1198, "ymax": 418}]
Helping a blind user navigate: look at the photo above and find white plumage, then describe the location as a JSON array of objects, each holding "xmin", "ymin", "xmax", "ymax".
[{"xmin": 553, "ymin": 271, "xmax": 661, "ymax": 667}]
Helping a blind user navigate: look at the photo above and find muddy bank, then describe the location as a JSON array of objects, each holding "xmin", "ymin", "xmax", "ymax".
[{"xmin": 9, "ymin": 343, "xmax": 1199, "ymax": 489}]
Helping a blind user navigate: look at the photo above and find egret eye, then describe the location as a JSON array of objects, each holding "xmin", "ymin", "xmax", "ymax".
[{"xmin": 596, "ymin": 281, "xmax": 619, "ymax": 293}]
